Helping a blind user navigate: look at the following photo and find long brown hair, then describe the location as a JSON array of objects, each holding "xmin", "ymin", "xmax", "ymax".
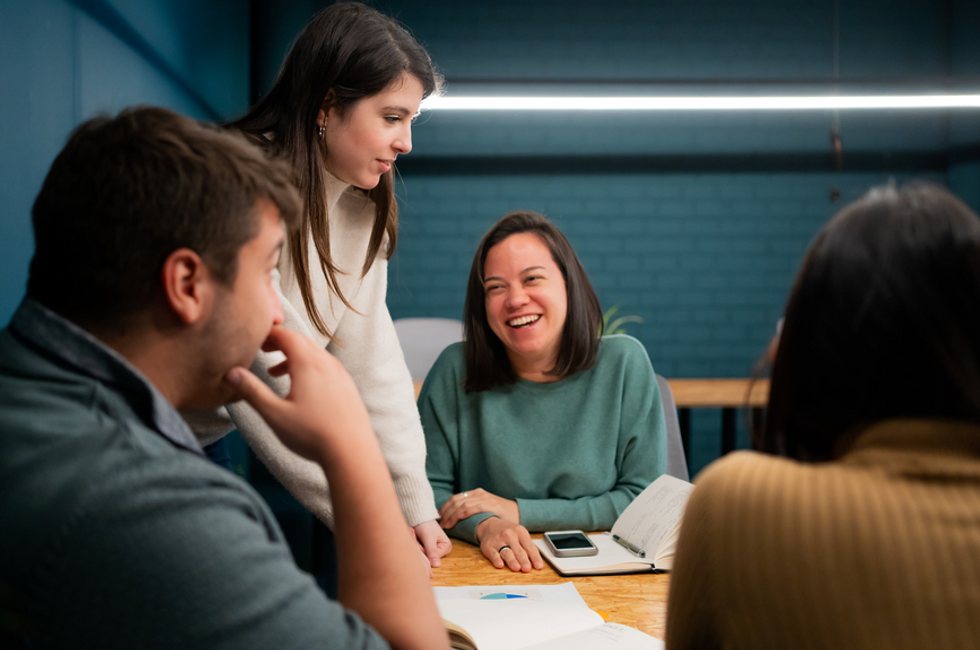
[
  {"xmin": 463, "ymin": 211, "xmax": 604, "ymax": 392},
  {"xmin": 229, "ymin": 2, "xmax": 440, "ymax": 338},
  {"xmin": 761, "ymin": 182, "xmax": 980, "ymax": 461}
]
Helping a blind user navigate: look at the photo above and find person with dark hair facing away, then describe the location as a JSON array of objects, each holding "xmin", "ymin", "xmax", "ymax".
[
  {"xmin": 666, "ymin": 183, "xmax": 980, "ymax": 650},
  {"xmin": 420, "ymin": 211, "xmax": 667, "ymax": 572},
  {"xmin": 0, "ymin": 106, "xmax": 448, "ymax": 650},
  {"xmin": 182, "ymin": 0, "xmax": 451, "ymax": 570}
]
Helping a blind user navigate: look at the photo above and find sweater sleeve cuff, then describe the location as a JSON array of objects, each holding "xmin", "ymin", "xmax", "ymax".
[
  {"xmin": 450, "ymin": 513, "xmax": 497, "ymax": 546},
  {"xmin": 392, "ymin": 472, "xmax": 439, "ymax": 527},
  {"xmin": 515, "ymin": 498, "xmax": 552, "ymax": 531},
  {"xmin": 516, "ymin": 497, "xmax": 620, "ymax": 533}
]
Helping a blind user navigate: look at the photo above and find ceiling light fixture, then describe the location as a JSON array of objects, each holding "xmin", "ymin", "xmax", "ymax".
[{"xmin": 422, "ymin": 94, "xmax": 980, "ymax": 111}]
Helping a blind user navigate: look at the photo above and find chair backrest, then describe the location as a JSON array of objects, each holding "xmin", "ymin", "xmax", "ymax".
[
  {"xmin": 393, "ymin": 318, "xmax": 465, "ymax": 381},
  {"xmin": 656, "ymin": 374, "xmax": 689, "ymax": 481}
]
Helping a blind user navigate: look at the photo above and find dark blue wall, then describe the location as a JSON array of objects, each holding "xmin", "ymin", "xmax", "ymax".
[
  {"xmin": 0, "ymin": 0, "xmax": 249, "ymax": 327},
  {"xmin": 4, "ymin": 0, "xmax": 979, "ymax": 476},
  {"xmin": 374, "ymin": 0, "xmax": 980, "ymax": 474}
]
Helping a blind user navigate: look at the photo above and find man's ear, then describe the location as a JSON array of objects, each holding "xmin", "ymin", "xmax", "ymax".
[{"xmin": 161, "ymin": 248, "xmax": 214, "ymax": 326}]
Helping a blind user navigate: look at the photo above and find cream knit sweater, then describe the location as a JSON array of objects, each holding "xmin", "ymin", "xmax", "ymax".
[{"xmin": 183, "ymin": 172, "xmax": 437, "ymax": 528}]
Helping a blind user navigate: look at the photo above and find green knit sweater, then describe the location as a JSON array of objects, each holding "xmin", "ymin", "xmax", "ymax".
[{"xmin": 420, "ymin": 335, "xmax": 667, "ymax": 545}]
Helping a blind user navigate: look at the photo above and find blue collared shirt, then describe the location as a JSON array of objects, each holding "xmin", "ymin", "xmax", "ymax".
[
  {"xmin": 8, "ymin": 298, "xmax": 203, "ymax": 455},
  {"xmin": 0, "ymin": 299, "xmax": 388, "ymax": 649}
]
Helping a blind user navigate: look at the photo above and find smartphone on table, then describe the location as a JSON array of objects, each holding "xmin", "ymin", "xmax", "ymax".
[{"xmin": 543, "ymin": 530, "xmax": 599, "ymax": 557}]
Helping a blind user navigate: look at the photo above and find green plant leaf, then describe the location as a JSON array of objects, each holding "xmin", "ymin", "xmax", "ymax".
[{"xmin": 602, "ymin": 304, "xmax": 643, "ymax": 336}]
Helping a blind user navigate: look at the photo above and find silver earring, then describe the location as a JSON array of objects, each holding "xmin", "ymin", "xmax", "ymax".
[{"xmin": 318, "ymin": 125, "xmax": 325, "ymax": 139}]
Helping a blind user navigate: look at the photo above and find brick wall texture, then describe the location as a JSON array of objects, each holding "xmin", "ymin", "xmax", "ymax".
[{"xmin": 380, "ymin": 0, "xmax": 978, "ymax": 474}]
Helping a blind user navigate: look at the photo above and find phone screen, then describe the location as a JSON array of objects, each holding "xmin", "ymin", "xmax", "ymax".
[{"xmin": 547, "ymin": 532, "xmax": 593, "ymax": 549}]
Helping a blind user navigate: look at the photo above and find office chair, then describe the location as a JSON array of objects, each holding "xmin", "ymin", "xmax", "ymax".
[
  {"xmin": 393, "ymin": 317, "xmax": 464, "ymax": 381},
  {"xmin": 657, "ymin": 374, "xmax": 690, "ymax": 481}
]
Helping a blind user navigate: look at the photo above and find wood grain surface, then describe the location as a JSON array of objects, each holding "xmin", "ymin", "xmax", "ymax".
[
  {"xmin": 431, "ymin": 537, "xmax": 671, "ymax": 640},
  {"xmin": 667, "ymin": 378, "xmax": 769, "ymax": 408}
]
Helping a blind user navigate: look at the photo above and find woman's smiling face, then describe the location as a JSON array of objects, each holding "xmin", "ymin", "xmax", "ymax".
[
  {"xmin": 483, "ymin": 232, "xmax": 568, "ymax": 379},
  {"xmin": 321, "ymin": 72, "xmax": 423, "ymax": 189}
]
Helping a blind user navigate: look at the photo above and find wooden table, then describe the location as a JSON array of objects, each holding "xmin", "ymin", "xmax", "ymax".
[
  {"xmin": 431, "ymin": 538, "xmax": 671, "ymax": 640},
  {"xmin": 667, "ymin": 378, "xmax": 769, "ymax": 460}
]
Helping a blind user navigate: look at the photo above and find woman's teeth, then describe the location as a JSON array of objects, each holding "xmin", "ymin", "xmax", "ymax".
[{"xmin": 508, "ymin": 315, "xmax": 541, "ymax": 328}]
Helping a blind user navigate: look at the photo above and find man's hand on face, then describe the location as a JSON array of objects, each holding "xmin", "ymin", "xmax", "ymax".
[
  {"xmin": 226, "ymin": 326, "xmax": 450, "ymax": 650},
  {"xmin": 225, "ymin": 326, "xmax": 371, "ymax": 466}
]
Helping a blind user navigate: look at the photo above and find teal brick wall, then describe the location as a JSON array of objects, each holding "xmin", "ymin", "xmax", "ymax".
[
  {"xmin": 377, "ymin": 0, "xmax": 980, "ymax": 475},
  {"xmin": 389, "ymin": 171, "xmax": 945, "ymax": 474}
]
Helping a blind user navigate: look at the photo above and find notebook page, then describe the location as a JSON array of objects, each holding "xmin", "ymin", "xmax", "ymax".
[
  {"xmin": 610, "ymin": 474, "xmax": 694, "ymax": 556},
  {"xmin": 527, "ymin": 623, "xmax": 665, "ymax": 650},
  {"xmin": 438, "ymin": 599, "xmax": 604, "ymax": 650}
]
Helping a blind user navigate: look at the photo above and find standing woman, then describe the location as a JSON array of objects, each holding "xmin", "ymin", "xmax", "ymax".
[{"xmin": 184, "ymin": 2, "xmax": 450, "ymax": 565}]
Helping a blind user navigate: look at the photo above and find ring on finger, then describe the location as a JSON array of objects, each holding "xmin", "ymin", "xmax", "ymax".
[
  {"xmin": 498, "ymin": 545, "xmax": 511, "ymax": 553},
  {"xmin": 461, "ymin": 491, "xmax": 469, "ymax": 498}
]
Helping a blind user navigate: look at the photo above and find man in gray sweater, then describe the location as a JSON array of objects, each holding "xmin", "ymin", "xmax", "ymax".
[{"xmin": 0, "ymin": 107, "xmax": 447, "ymax": 650}]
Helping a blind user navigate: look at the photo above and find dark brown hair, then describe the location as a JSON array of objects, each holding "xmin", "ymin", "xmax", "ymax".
[
  {"xmin": 463, "ymin": 211, "xmax": 603, "ymax": 392},
  {"xmin": 28, "ymin": 106, "xmax": 301, "ymax": 331},
  {"xmin": 228, "ymin": 2, "xmax": 441, "ymax": 339},
  {"xmin": 760, "ymin": 182, "xmax": 980, "ymax": 461}
]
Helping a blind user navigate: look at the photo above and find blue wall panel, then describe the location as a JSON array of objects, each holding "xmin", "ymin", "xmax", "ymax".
[
  {"xmin": 76, "ymin": 11, "xmax": 205, "ymax": 119},
  {"xmin": 0, "ymin": 0, "xmax": 250, "ymax": 326},
  {"xmin": 1, "ymin": 0, "xmax": 78, "ymax": 328},
  {"xmin": 108, "ymin": 0, "xmax": 249, "ymax": 117}
]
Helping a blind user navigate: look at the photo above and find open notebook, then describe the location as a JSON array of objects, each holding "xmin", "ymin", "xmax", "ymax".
[
  {"xmin": 534, "ymin": 474, "xmax": 694, "ymax": 576},
  {"xmin": 439, "ymin": 598, "xmax": 664, "ymax": 650}
]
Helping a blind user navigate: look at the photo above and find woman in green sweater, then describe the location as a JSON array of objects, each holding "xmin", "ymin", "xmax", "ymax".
[{"xmin": 419, "ymin": 211, "xmax": 667, "ymax": 572}]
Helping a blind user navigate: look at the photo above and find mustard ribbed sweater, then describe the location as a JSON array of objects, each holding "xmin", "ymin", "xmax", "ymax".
[{"xmin": 666, "ymin": 419, "xmax": 980, "ymax": 650}]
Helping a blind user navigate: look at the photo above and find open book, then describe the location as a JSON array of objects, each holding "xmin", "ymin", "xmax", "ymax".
[
  {"xmin": 533, "ymin": 474, "xmax": 694, "ymax": 576},
  {"xmin": 439, "ymin": 598, "xmax": 663, "ymax": 650}
]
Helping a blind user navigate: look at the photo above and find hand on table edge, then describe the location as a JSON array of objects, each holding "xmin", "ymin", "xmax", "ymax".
[
  {"xmin": 414, "ymin": 519, "xmax": 452, "ymax": 568},
  {"xmin": 476, "ymin": 517, "xmax": 544, "ymax": 573}
]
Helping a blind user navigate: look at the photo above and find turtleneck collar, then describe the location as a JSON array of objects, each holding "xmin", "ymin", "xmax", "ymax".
[{"xmin": 323, "ymin": 169, "xmax": 353, "ymax": 216}]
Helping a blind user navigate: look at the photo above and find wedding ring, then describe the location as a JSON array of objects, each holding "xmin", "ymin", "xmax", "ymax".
[
  {"xmin": 461, "ymin": 491, "xmax": 469, "ymax": 498},
  {"xmin": 498, "ymin": 545, "xmax": 511, "ymax": 553}
]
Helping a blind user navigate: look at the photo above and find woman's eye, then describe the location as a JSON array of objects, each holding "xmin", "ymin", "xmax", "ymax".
[{"xmin": 384, "ymin": 115, "xmax": 401, "ymax": 124}]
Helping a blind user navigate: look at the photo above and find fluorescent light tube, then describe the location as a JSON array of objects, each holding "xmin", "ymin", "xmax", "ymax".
[{"xmin": 422, "ymin": 95, "xmax": 980, "ymax": 111}]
